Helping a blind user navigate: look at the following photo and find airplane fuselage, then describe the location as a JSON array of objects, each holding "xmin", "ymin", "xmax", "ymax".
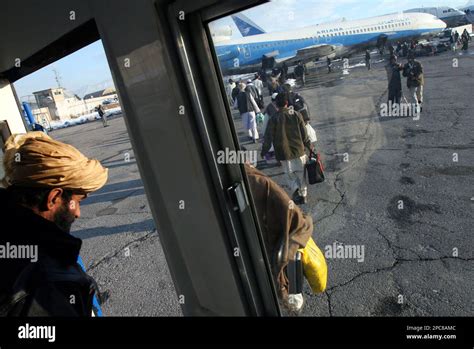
[{"xmin": 215, "ymin": 13, "xmax": 446, "ymax": 74}]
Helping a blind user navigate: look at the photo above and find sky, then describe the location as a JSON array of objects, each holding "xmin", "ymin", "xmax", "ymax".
[
  {"xmin": 14, "ymin": 0, "xmax": 471, "ymax": 99},
  {"xmin": 14, "ymin": 40, "xmax": 113, "ymax": 100},
  {"xmin": 210, "ymin": 0, "xmax": 471, "ymax": 37}
]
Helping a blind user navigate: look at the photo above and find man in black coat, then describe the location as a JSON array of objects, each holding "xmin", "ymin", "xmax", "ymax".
[{"xmin": 0, "ymin": 132, "xmax": 108, "ymax": 316}]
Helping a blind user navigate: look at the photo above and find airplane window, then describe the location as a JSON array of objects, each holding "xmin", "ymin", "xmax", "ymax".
[{"xmin": 206, "ymin": 0, "xmax": 473, "ymax": 318}]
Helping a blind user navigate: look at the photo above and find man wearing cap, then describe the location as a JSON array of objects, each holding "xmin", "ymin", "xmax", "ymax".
[
  {"xmin": 403, "ymin": 52, "xmax": 424, "ymax": 113},
  {"xmin": 226, "ymin": 78, "xmax": 236, "ymax": 106},
  {"xmin": 0, "ymin": 132, "xmax": 108, "ymax": 316}
]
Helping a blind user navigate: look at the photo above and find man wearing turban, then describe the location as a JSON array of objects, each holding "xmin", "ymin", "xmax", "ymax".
[{"xmin": 0, "ymin": 132, "xmax": 108, "ymax": 316}]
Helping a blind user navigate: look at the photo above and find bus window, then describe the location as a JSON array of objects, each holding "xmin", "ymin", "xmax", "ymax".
[
  {"xmin": 206, "ymin": 0, "xmax": 473, "ymax": 317},
  {"xmin": 11, "ymin": 40, "xmax": 181, "ymax": 316}
]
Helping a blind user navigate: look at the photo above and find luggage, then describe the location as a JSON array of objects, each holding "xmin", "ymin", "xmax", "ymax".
[
  {"xmin": 298, "ymin": 237, "xmax": 327, "ymax": 293},
  {"xmin": 305, "ymin": 151, "xmax": 325, "ymax": 184},
  {"xmin": 305, "ymin": 123, "xmax": 317, "ymax": 143}
]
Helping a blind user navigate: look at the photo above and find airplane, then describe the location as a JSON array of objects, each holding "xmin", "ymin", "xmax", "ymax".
[
  {"xmin": 215, "ymin": 12, "xmax": 446, "ymax": 75},
  {"xmin": 405, "ymin": 6, "xmax": 468, "ymax": 27},
  {"xmin": 459, "ymin": 4, "xmax": 474, "ymax": 23}
]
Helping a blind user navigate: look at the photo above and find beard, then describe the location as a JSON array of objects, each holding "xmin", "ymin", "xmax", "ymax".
[{"xmin": 53, "ymin": 200, "xmax": 76, "ymax": 233}]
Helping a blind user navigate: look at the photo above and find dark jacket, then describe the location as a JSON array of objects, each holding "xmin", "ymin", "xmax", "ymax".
[
  {"xmin": 0, "ymin": 188, "xmax": 98, "ymax": 316},
  {"xmin": 403, "ymin": 60, "xmax": 424, "ymax": 88},
  {"xmin": 231, "ymin": 85, "xmax": 240, "ymax": 102},
  {"xmin": 264, "ymin": 102, "xmax": 278, "ymax": 119},
  {"xmin": 262, "ymin": 107, "xmax": 311, "ymax": 161},
  {"xmin": 294, "ymin": 65, "xmax": 305, "ymax": 77},
  {"xmin": 389, "ymin": 63, "xmax": 403, "ymax": 90},
  {"xmin": 236, "ymin": 89, "xmax": 259, "ymax": 114}
]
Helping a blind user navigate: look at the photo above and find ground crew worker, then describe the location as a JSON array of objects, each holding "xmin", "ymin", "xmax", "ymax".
[{"xmin": 0, "ymin": 132, "xmax": 108, "ymax": 316}]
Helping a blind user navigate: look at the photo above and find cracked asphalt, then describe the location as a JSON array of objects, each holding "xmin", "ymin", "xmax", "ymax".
[
  {"xmin": 49, "ymin": 47, "xmax": 474, "ymax": 317},
  {"xmin": 246, "ymin": 49, "xmax": 474, "ymax": 316}
]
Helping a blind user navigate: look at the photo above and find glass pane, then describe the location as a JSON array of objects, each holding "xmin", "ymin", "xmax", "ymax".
[
  {"xmin": 208, "ymin": 0, "xmax": 473, "ymax": 316},
  {"xmin": 8, "ymin": 40, "xmax": 181, "ymax": 316}
]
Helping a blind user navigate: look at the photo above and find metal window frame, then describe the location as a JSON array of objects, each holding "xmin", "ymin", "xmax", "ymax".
[{"xmin": 163, "ymin": 0, "xmax": 281, "ymax": 316}]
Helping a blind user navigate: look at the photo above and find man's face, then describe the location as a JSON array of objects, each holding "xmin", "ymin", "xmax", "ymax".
[{"xmin": 44, "ymin": 190, "xmax": 86, "ymax": 233}]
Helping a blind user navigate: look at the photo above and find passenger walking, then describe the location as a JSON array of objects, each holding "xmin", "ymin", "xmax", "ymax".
[
  {"xmin": 231, "ymin": 80, "xmax": 241, "ymax": 103},
  {"xmin": 402, "ymin": 42, "xmax": 409, "ymax": 57},
  {"xmin": 262, "ymin": 93, "xmax": 280, "ymax": 164},
  {"xmin": 294, "ymin": 61, "xmax": 306, "ymax": 87},
  {"xmin": 403, "ymin": 52, "xmax": 424, "ymax": 113},
  {"xmin": 387, "ymin": 55, "xmax": 403, "ymax": 104},
  {"xmin": 226, "ymin": 78, "xmax": 236, "ymax": 105},
  {"xmin": 284, "ymin": 83, "xmax": 310, "ymax": 122},
  {"xmin": 282, "ymin": 62, "xmax": 289, "ymax": 81},
  {"xmin": 261, "ymin": 93, "xmax": 313, "ymax": 205},
  {"xmin": 97, "ymin": 105, "xmax": 107, "ymax": 127},
  {"xmin": 365, "ymin": 49, "xmax": 371, "ymax": 70},
  {"xmin": 454, "ymin": 31, "xmax": 460, "ymax": 45},
  {"xmin": 262, "ymin": 93, "xmax": 279, "ymax": 136},
  {"xmin": 253, "ymin": 74, "xmax": 264, "ymax": 106},
  {"xmin": 327, "ymin": 57, "xmax": 332, "ymax": 73},
  {"xmin": 461, "ymin": 29, "xmax": 470, "ymax": 51},
  {"xmin": 234, "ymin": 82, "xmax": 260, "ymax": 143},
  {"xmin": 450, "ymin": 31, "xmax": 457, "ymax": 52}
]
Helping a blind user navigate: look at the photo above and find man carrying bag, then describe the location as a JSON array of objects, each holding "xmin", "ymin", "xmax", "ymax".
[{"xmin": 261, "ymin": 93, "xmax": 313, "ymax": 205}]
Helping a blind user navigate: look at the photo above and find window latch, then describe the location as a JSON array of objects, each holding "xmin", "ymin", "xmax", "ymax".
[{"xmin": 227, "ymin": 182, "xmax": 249, "ymax": 213}]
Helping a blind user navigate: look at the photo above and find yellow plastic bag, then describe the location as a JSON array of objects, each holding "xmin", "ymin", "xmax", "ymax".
[{"xmin": 298, "ymin": 237, "xmax": 327, "ymax": 293}]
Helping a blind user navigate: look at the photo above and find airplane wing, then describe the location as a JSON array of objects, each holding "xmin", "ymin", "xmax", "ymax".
[
  {"xmin": 295, "ymin": 44, "xmax": 337, "ymax": 60},
  {"xmin": 273, "ymin": 45, "xmax": 337, "ymax": 63}
]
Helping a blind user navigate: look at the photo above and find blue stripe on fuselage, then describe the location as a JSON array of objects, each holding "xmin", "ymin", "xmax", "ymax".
[{"xmin": 216, "ymin": 28, "xmax": 440, "ymax": 70}]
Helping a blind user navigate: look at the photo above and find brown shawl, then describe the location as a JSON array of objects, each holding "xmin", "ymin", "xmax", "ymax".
[{"xmin": 245, "ymin": 164, "xmax": 313, "ymax": 299}]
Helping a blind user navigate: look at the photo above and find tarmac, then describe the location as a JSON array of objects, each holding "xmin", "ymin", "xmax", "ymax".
[
  {"xmin": 245, "ymin": 48, "xmax": 474, "ymax": 316},
  {"xmin": 51, "ymin": 45, "xmax": 474, "ymax": 316}
]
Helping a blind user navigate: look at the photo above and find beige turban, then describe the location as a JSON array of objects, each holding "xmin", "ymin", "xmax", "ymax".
[{"xmin": 2, "ymin": 132, "xmax": 108, "ymax": 194}]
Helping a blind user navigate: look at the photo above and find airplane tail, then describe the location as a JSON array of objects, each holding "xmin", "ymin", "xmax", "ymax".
[{"xmin": 231, "ymin": 13, "xmax": 266, "ymax": 36}]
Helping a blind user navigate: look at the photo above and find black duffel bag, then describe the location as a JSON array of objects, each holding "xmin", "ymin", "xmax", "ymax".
[{"xmin": 305, "ymin": 151, "xmax": 325, "ymax": 184}]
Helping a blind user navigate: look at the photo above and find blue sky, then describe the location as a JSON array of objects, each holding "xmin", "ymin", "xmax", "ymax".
[
  {"xmin": 14, "ymin": 40, "xmax": 113, "ymax": 100},
  {"xmin": 15, "ymin": 0, "xmax": 470, "ymax": 99}
]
